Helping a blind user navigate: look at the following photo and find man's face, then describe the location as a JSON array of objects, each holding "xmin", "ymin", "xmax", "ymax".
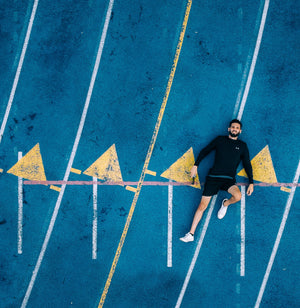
[{"xmin": 228, "ymin": 123, "xmax": 242, "ymax": 138}]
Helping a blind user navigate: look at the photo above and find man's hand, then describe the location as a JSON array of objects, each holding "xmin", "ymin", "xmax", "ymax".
[
  {"xmin": 247, "ymin": 184, "xmax": 254, "ymax": 196},
  {"xmin": 191, "ymin": 165, "xmax": 198, "ymax": 178}
]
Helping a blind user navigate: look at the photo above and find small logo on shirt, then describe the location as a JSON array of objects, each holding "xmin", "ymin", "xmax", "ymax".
[{"xmin": 235, "ymin": 147, "xmax": 240, "ymax": 150}]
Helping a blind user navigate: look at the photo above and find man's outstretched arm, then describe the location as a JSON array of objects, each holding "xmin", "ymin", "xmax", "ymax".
[
  {"xmin": 242, "ymin": 144, "xmax": 254, "ymax": 195},
  {"xmin": 191, "ymin": 136, "xmax": 219, "ymax": 178}
]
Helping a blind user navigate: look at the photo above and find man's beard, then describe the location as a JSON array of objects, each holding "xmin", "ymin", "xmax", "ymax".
[{"xmin": 229, "ymin": 131, "xmax": 240, "ymax": 138}]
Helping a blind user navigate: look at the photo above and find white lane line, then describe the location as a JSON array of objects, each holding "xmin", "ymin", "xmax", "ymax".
[
  {"xmin": 20, "ymin": 1, "xmax": 114, "ymax": 307},
  {"xmin": 18, "ymin": 152, "xmax": 23, "ymax": 254},
  {"xmin": 175, "ymin": 195, "xmax": 217, "ymax": 308},
  {"xmin": 240, "ymin": 186, "xmax": 246, "ymax": 277},
  {"xmin": 237, "ymin": 0, "xmax": 269, "ymax": 120},
  {"xmin": 255, "ymin": 159, "xmax": 300, "ymax": 308},
  {"xmin": 168, "ymin": 180, "xmax": 173, "ymax": 267},
  {"xmin": 0, "ymin": 0, "xmax": 39, "ymax": 144},
  {"xmin": 233, "ymin": 0, "xmax": 270, "ymax": 120},
  {"xmin": 93, "ymin": 177, "xmax": 98, "ymax": 260}
]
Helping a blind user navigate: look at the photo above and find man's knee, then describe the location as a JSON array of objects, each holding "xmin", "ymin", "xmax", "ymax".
[
  {"xmin": 199, "ymin": 201, "xmax": 209, "ymax": 211},
  {"xmin": 233, "ymin": 191, "xmax": 242, "ymax": 201},
  {"xmin": 228, "ymin": 185, "xmax": 242, "ymax": 202}
]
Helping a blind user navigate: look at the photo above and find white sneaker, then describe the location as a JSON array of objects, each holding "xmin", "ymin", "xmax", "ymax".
[
  {"xmin": 218, "ymin": 199, "xmax": 228, "ymax": 219},
  {"xmin": 180, "ymin": 232, "xmax": 194, "ymax": 242}
]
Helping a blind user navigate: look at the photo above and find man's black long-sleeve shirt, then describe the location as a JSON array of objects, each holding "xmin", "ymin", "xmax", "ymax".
[{"xmin": 195, "ymin": 136, "xmax": 253, "ymax": 183}]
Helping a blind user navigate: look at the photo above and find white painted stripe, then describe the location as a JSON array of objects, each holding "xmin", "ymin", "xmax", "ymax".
[
  {"xmin": 233, "ymin": 1, "xmax": 263, "ymax": 118},
  {"xmin": 93, "ymin": 177, "xmax": 98, "ymax": 260},
  {"xmin": 20, "ymin": 1, "xmax": 114, "ymax": 307},
  {"xmin": 236, "ymin": 0, "xmax": 270, "ymax": 120},
  {"xmin": 240, "ymin": 186, "xmax": 246, "ymax": 276},
  {"xmin": 0, "ymin": 0, "xmax": 39, "ymax": 144},
  {"xmin": 255, "ymin": 159, "xmax": 300, "ymax": 308},
  {"xmin": 233, "ymin": 52, "xmax": 254, "ymax": 118},
  {"xmin": 18, "ymin": 152, "xmax": 23, "ymax": 254},
  {"xmin": 233, "ymin": 0, "xmax": 270, "ymax": 120},
  {"xmin": 175, "ymin": 196, "xmax": 217, "ymax": 308},
  {"xmin": 167, "ymin": 180, "xmax": 173, "ymax": 267}
]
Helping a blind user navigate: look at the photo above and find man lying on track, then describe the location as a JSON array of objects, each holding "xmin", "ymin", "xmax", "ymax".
[{"xmin": 180, "ymin": 119, "xmax": 254, "ymax": 243}]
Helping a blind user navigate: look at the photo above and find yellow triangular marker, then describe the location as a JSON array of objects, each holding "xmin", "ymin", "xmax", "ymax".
[
  {"xmin": 83, "ymin": 144, "xmax": 123, "ymax": 183},
  {"xmin": 238, "ymin": 145, "xmax": 277, "ymax": 183},
  {"xmin": 161, "ymin": 147, "xmax": 201, "ymax": 189},
  {"xmin": 7, "ymin": 143, "xmax": 46, "ymax": 181}
]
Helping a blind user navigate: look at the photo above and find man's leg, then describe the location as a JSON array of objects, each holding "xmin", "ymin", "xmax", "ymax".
[
  {"xmin": 190, "ymin": 196, "xmax": 212, "ymax": 234},
  {"xmin": 180, "ymin": 196, "xmax": 211, "ymax": 242},
  {"xmin": 218, "ymin": 185, "xmax": 241, "ymax": 219},
  {"xmin": 225, "ymin": 185, "xmax": 242, "ymax": 206}
]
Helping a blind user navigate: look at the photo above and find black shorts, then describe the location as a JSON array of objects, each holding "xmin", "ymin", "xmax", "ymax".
[{"xmin": 202, "ymin": 176, "xmax": 236, "ymax": 196}]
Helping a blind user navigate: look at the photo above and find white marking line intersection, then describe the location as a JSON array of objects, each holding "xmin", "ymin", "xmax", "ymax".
[
  {"xmin": 255, "ymin": 159, "xmax": 300, "ymax": 307},
  {"xmin": 13, "ymin": 0, "xmax": 292, "ymax": 307}
]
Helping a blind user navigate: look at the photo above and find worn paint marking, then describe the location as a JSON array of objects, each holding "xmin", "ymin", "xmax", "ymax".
[
  {"xmin": 83, "ymin": 144, "xmax": 123, "ymax": 183},
  {"xmin": 161, "ymin": 147, "xmax": 201, "ymax": 189},
  {"xmin": 7, "ymin": 143, "xmax": 46, "ymax": 181},
  {"xmin": 238, "ymin": 145, "xmax": 277, "ymax": 183}
]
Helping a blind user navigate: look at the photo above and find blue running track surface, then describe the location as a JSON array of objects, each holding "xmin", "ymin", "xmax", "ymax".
[{"xmin": 0, "ymin": 0, "xmax": 299, "ymax": 307}]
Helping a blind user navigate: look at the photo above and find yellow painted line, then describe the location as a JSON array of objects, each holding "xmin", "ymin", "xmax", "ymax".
[
  {"xmin": 145, "ymin": 169, "xmax": 156, "ymax": 176},
  {"xmin": 125, "ymin": 186, "xmax": 137, "ymax": 193},
  {"xmin": 98, "ymin": 1, "xmax": 193, "ymax": 306},
  {"xmin": 0, "ymin": 168, "xmax": 3, "ymax": 173},
  {"xmin": 70, "ymin": 168, "xmax": 82, "ymax": 174},
  {"xmin": 50, "ymin": 185, "xmax": 61, "ymax": 192},
  {"xmin": 280, "ymin": 186, "xmax": 291, "ymax": 193}
]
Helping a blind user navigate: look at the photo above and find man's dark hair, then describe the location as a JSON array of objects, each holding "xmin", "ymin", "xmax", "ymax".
[{"xmin": 229, "ymin": 119, "xmax": 242, "ymax": 129}]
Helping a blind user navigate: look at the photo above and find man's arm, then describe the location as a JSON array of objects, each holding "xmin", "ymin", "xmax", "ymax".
[
  {"xmin": 191, "ymin": 136, "xmax": 219, "ymax": 178},
  {"xmin": 194, "ymin": 136, "xmax": 219, "ymax": 166},
  {"xmin": 242, "ymin": 144, "xmax": 254, "ymax": 195}
]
